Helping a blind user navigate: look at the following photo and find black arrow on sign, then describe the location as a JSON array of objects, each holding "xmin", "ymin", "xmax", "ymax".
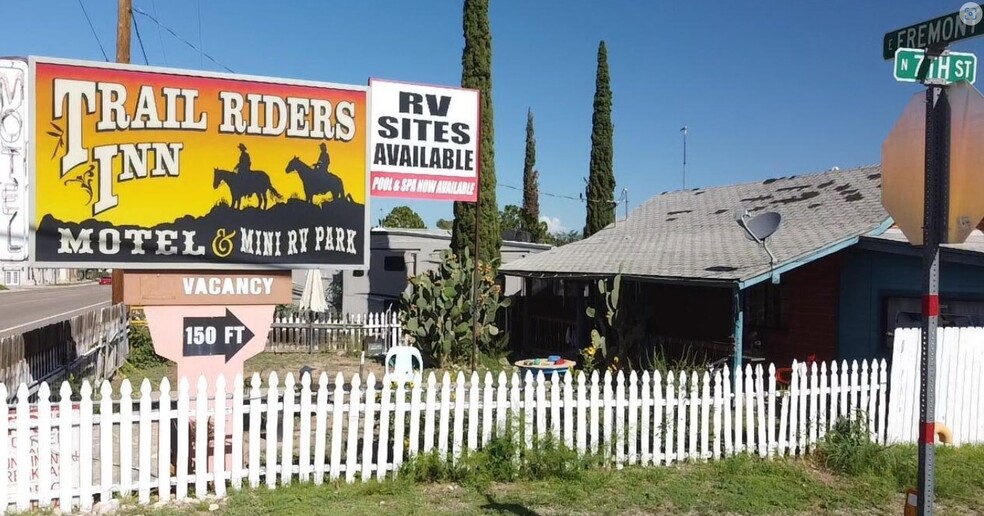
[{"xmin": 182, "ymin": 308, "xmax": 256, "ymax": 363}]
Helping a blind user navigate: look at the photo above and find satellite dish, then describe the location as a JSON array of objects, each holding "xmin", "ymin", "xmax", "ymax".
[
  {"xmin": 736, "ymin": 209, "xmax": 782, "ymax": 268},
  {"xmin": 739, "ymin": 212, "xmax": 782, "ymax": 243}
]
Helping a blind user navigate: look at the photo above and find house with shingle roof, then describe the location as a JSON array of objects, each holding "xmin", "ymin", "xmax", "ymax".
[{"xmin": 501, "ymin": 165, "xmax": 984, "ymax": 371}]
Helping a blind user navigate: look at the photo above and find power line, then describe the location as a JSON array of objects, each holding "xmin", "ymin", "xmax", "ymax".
[
  {"xmin": 76, "ymin": 0, "xmax": 109, "ymax": 62},
  {"xmin": 500, "ymin": 183, "xmax": 625, "ymax": 205},
  {"xmin": 132, "ymin": 11, "xmax": 150, "ymax": 65},
  {"xmin": 150, "ymin": 0, "xmax": 168, "ymax": 64},
  {"xmin": 131, "ymin": 6, "xmax": 234, "ymax": 72},
  {"xmin": 197, "ymin": 0, "xmax": 203, "ymax": 68}
]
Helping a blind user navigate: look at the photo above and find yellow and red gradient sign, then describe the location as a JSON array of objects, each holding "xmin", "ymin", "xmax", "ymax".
[{"xmin": 30, "ymin": 57, "xmax": 369, "ymax": 269}]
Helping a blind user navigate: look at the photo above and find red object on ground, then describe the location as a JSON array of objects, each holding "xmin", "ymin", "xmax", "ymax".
[{"xmin": 98, "ymin": 276, "xmax": 112, "ymax": 285}]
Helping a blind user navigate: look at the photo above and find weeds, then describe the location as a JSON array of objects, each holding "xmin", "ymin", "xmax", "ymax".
[
  {"xmin": 813, "ymin": 413, "xmax": 916, "ymax": 491},
  {"xmin": 120, "ymin": 325, "xmax": 170, "ymax": 374},
  {"xmin": 398, "ymin": 432, "xmax": 601, "ymax": 491}
]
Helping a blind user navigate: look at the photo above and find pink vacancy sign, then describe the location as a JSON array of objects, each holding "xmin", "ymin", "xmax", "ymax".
[{"xmin": 143, "ymin": 304, "xmax": 275, "ymax": 393}]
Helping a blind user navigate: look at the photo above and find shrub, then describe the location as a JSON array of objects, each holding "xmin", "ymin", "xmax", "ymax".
[
  {"xmin": 814, "ymin": 412, "xmax": 916, "ymax": 490},
  {"xmin": 121, "ymin": 325, "xmax": 169, "ymax": 373},
  {"xmin": 400, "ymin": 248, "xmax": 511, "ymax": 368}
]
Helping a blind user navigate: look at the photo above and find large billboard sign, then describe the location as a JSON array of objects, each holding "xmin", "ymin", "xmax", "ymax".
[
  {"xmin": 0, "ymin": 58, "xmax": 29, "ymax": 262},
  {"xmin": 369, "ymin": 78, "xmax": 479, "ymax": 201},
  {"xmin": 29, "ymin": 57, "xmax": 369, "ymax": 269}
]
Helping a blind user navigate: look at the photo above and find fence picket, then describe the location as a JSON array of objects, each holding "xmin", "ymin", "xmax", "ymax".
[
  {"xmin": 510, "ymin": 372, "xmax": 522, "ymax": 456},
  {"xmin": 664, "ymin": 371, "xmax": 674, "ymax": 465},
  {"xmin": 410, "ymin": 377, "xmax": 423, "ymax": 456},
  {"xmin": 38, "ymin": 383, "xmax": 53, "ymax": 508},
  {"xmin": 469, "ymin": 372, "xmax": 480, "ymax": 452},
  {"xmin": 346, "ymin": 375, "xmax": 362, "ymax": 483},
  {"xmin": 100, "ymin": 380, "xmax": 114, "ymax": 502},
  {"xmin": 193, "ymin": 377, "xmax": 208, "ymax": 498},
  {"xmin": 755, "ymin": 366, "xmax": 766, "ymax": 457},
  {"xmin": 524, "ymin": 371, "xmax": 535, "ymax": 451},
  {"xmin": 866, "ymin": 361, "xmax": 878, "ymax": 442},
  {"xmin": 213, "ymin": 376, "xmax": 228, "ymax": 498},
  {"xmin": 15, "ymin": 384, "xmax": 29, "ymax": 511},
  {"xmin": 722, "ymin": 367, "xmax": 733, "ymax": 456},
  {"xmin": 712, "ymin": 371, "xmax": 722, "ymax": 460},
  {"xmin": 604, "ymin": 371, "xmax": 615, "ymax": 461},
  {"xmin": 628, "ymin": 372, "xmax": 640, "ymax": 466},
  {"xmin": 497, "ymin": 372, "xmax": 510, "ymax": 438},
  {"xmin": 453, "ymin": 373, "xmax": 465, "ymax": 462},
  {"xmin": 314, "ymin": 373, "xmax": 329, "ymax": 484},
  {"xmin": 640, "ymin": 371, "xmax": 651, "ymax": 465},
  {"xmin": 424, "ymin": 373, "xmax": 437, "ymax": 453},
  {"xmin": 878, "ymin": 359, "xmax": 888, "ymax": 445},
  {"xmin": 829, "ymin": 361, "xmax": 840, "ymax": 432},
  {"xmin": 676, "ymin": 371, "xmax": 686, "ymax": 463},
  {"xmin": 536, "ymin": 372, "xmax": 547, "ymax": 444},
  {"xmin": 482, "ymin": 372, "xmax": 494, "ymax": 446},
  {"xmin": 840, "ymin": 360, "xmax": 850, "ymax": 420},
  {"xmin": 788, "ymin": 362, "xmax": 800, "ymax": 456},
  {"xmin": 362, "ymin": 374, "xmax": 377, "ymax": 481},
  {"xmin": 551, "ymin": 372, "xmax": 562, "ymax": 443},
  {"xmin": 58, "ymin": 381, "xmax": 72, "ymax": 511},
  {"xmin": 231, "ymin": 374, "xmax": 244, "ymax": 491},
  {"xmin": 376, "ymin": 376, "xmax": 392, "ymax": 480},
  {"xmin": 159, "ymin": 376, "xmax": 172, "ymax": 503},
  {"xmin": 299, "ymin": 373, "xmax": 313, "ymax": 483},
  {"xmin": 330, "ymin": 373, "xmax": 345, "ymax": 481},
  {"xmin": 120, "ymin": 380, "xmax": 134, "ymax": 497},
  {"xmin": 394, "ymin": 380, "xmax": 407, "ymax": 470},
  {"xmin": 265, "ymin": 373, "xmax": 280, "ymax": 489},
  {"xmin": 616, "ymin": 371, "xmax": 627, "ymax": 467},
  {"xmin": 808, "ymin": 362, "xmax": 819, "ymax": 451},
  {"xmin": 139, "ymin": 380, "xmax": 153, "ymax": 504},
  {"xmin": 247, "ymin": 374, "xmax": 262, "ymax": 488},
  {"xmin": 79, "ymin": 381, "xmax": 94, "ymax": 511},
  {"xmin": 439, "ymin": 372, "xmax": 452, "ymax": 460},
  {"xmin": 817, "ymin": 362, "xmax": 828, "ymax": 441},
  {"xmin": 860, "ymin": 360, "xmax": 870, "ymax": 428},
  {"xmin": 767, "ymin": 364, "xmax": 777, "ymax": 457},
  {"xmin": 589, "ymin": 371, "xmax": 600, "ymax": 455},
  {"xmin": 689, "ymin": 372, "xmax": 699, "ymax": 461},
  {"xmin": 652, "ymin": 371, "xmax": 663, "ymax": 465},
  {"xmin": 734, "ymin": 368, "xmax": 744, "ymax": 454},
  {"xmin": 282, "ymin": 374, "xmax": 297, "ymax": 486},
  {"xmin": 0, "ymin": 385, "xmax": 7, "ymax": 512},
  {"xmin": 778, "ymin": 368, "xmax": 790, "ymax": 457},
  {"xmin": 576, "ymin": 372, "xmax": 587, "ymax": 455},
  {"xmin": 701, "ymin": 372, "xmax": 711, "ymax": 461}
]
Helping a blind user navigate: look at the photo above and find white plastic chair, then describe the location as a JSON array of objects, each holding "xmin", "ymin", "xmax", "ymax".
[{"xmin": 384, "ymin": 346, "xmax": 423, "ymax": 384}]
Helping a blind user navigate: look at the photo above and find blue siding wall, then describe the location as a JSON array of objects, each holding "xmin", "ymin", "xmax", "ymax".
[{"xmin": 838, "ymin": 247, "xmax": 984, "ymax": 362}]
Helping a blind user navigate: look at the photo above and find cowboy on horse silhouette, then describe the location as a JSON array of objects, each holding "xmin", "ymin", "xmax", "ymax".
[
  {"xmin": 235, "ymin": 143, "xmax": 253, "ymax": 175},
  {"xmin": 313, "ymin": 142, "xmax": 330, "ymax": 174}
]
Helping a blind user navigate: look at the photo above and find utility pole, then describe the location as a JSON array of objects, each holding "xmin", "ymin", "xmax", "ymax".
[{"xmin": 111, "ymin": 0, "xmax": 131, "ymax": 304}]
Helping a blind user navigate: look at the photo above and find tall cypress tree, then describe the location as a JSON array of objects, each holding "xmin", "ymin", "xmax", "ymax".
[
  {"xmin": 451, "ymin": 0, "xmax": 501, "ymax": 265},
  {"xmin": 583, "ymin": 40, "xmax": 615, "ymax": 238},
  {"xmin": 521, "ymin": 108, "xmax": 542, "ymax": 242}
]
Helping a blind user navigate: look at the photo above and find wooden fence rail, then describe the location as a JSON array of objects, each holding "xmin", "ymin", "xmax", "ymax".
[
  {"xmin": 0, "ymin": 304, "xmax": 129, "ymax": 400},
  {"xmin": 1, "ymin": 358, "xmax": 888, "ymax": 512},
  {"xmin": 267, "ymin": 312, "xmax": 402, "ymax": 353}
]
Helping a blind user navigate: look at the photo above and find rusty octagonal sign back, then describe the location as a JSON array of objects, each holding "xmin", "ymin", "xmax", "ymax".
[{"xmin": 882, "ymin": 80, "xmax": 984, "ymax": 245}]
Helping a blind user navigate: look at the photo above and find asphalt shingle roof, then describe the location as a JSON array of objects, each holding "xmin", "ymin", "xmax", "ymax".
[{"xmin": 500, "ymin": 165, "xmax": 890, "ymax": 283}]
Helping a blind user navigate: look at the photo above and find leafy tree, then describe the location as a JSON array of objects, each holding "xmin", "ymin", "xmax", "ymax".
[
  {"xmin": 521, "ymin": 109, "xmax": 545, "ymax": 242},
  {"xmin": 436, "ymin": 218, "xmax": 454, "ymax": 230},
  {"xmin": 546, "ymin": 230, "xmax": 582, "ymax": 246},
  {"xmin": 500, "ymin": 204, "xmax": 523, "ymax": 232},
  {"xmin": 380, "ymin": 205, "xmax": 426, "ymax": 229},
  {"xmin": 451, "ymin": 0, "xmax": 502, "ymax": 266},
  {"xmin": 583, "ymin": 40, "xmax": 616, "ymax": 238}
]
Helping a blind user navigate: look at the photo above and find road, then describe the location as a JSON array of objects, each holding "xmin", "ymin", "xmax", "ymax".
[{"xmin": 0, "ymin": 284, "xmax": 112, "ymax": 337}]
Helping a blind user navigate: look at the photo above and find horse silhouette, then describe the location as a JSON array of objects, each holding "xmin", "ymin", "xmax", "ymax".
[
  {"xmin": 285, "ymin": 156, "xmax": 345, "ymax": 203},
  {"xmin": 213, "ymin": 168, "xmax": 283, "ymax": 209}
]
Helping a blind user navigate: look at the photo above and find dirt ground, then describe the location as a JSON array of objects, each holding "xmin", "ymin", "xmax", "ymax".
[{"xmin": 113, "ymin": 350, "xmax": 386, "ymax": 390}]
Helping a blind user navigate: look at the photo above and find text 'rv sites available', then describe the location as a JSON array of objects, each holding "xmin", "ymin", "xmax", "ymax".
[
  {"xmin": 31, "ymin": 58, "xmax": 369, "ymax": 268},
  {"xmin": 369, "ymin": 79, "xmax": 480, "ymax": 201}
]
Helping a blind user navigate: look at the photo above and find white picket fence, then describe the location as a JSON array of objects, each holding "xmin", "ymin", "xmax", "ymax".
[
  {"xmin": 1, "ymin": 358, "xmax": 888, "ymax": 512},
  {"xmin": 267, "ymin": 312, "xmax": 403, "ymax": 352},
  {"xmin": 888, "ymin": 327, "xmax": 984, "ymax": 445}
]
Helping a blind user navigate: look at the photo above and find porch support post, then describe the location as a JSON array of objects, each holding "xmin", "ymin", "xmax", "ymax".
[{"xmin": 733, "ymin": 286, "xmax": 744, "ymax": 378}]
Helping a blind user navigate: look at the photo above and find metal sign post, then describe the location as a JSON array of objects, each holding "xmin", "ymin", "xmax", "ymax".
[{"xmin": 918, "ymin": 81, "xmax": 948, "ymax": 516}]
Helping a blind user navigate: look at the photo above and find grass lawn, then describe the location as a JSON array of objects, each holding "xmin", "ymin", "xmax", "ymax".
[{"xmin": 100, "ymin": 445, "xmax": 984, "ymax": 515}]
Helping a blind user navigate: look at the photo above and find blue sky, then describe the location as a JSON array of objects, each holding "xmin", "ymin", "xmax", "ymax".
[{"xmin": 5, "ymin": 0, "xmax": 984, "ymax": 233}]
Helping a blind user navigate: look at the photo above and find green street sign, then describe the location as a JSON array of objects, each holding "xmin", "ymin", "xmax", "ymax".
[
  {"xmin": 894, "ymin": 48, "xmax": 977, "ymax": 84},
  {"xmin": 883, "ymin": 8, "xmax": 984, "ymax": 60}
]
